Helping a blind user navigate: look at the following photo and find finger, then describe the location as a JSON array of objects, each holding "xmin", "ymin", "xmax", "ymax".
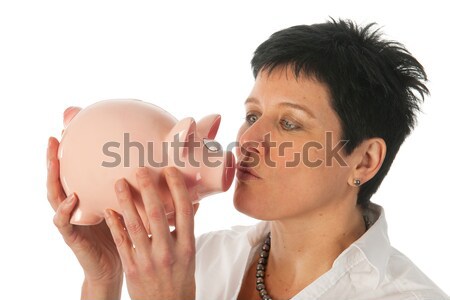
[
  {"xmin": 136, "ymin": 168, "xmax": 171, "ymax": 247},
  {"xmin": 53, "ymin": 194, "xmax": 77, "ymax": 244},
  {"xmin": 164, "ymin": 167, "xmax": 195, "ymax": 247},
  {"xmin": 46, "ymin": 136, "xmax": 59, "ymax": 168},
  {"xmin": 104, "ymin": 209, "xmax": 135, "ymax": 267},
  {"xmin": 167, "ymin": 203, "xmax": 198, "ymax": 227},
  {"xmin": 115, "ymin": 178, "xmax": 150, "ymax": 251},
  {"xmin": 47, "ymin": 137, "xmax": 66, "ymax": 211}
]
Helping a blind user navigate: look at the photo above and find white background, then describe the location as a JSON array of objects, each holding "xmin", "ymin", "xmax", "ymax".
[{"xmin": 0, "ymin": 1, "xmax": 448, "ymax": 299}]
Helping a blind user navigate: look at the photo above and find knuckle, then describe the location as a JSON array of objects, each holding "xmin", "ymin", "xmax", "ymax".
[
  {"xmin": 141, "ymin": 261, "xmax": 155, "ymax": 274},
  {"xmin": 179, "ymin": 206, "xmax": 194, "ymax": 217},
  {"xmin": 116, "ymin": 190, "xmax": 130, "ymax": 202},
  {"xmin": 52, "ymin": 209, "xmax": 67, "ymax": 228},
  {"xmin": 183, "ymin": 245, "xmax": 196, "ymax": 258},
  {"xmin": 147, "ymin": 206, "xmax": 165, "ymax": 222},
  {"xmin": 168, "ymin": 174, "xmax": 183, "ymax": 186},
  {"xmin": 177, "ymin": 243, "xmax": 195, "ymax": 260},
  {"xmin": 138, "ymin": 176, "xmax": 154, "ymax": 190},
  {"xmin": 124, "ymin": 264, "xmax": 138, "ymax": 278},
  {"xmin": 112, "ymin": 231, "xmax": 126, "ymax": 248},
  {"xmin": 158, "ymin": 251, "xmax": 176, "ymax": 267},
  {"xmin": 126, "ymin": 220, "xmax": 144, "ymax": 235},
  {"xmin": 52, "ymin": 213, "xmax": 63, "ymax": 228}
]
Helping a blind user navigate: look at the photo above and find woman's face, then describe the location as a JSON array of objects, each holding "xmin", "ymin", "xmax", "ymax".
[{"xmin": 234, "ymin": 67, "xmax": 356, "ymax": 221}]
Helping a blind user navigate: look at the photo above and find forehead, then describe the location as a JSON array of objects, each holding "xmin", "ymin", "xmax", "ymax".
[{"xmin": 249, "ymin": 67, "xmax": 334, "ymax": 119}]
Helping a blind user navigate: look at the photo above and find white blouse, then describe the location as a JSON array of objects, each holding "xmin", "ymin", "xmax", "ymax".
[{"xmin": 195, "ymin": 203, "xmax": 448, "ymax": 299}]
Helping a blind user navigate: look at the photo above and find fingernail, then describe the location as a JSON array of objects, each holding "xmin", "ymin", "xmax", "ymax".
[
  {"xmin": 136, "ymin": 167, "xmax": 148, "ymax": 177},
  {"xmin": 104, "ymin": 209, "xmax": 112, "ymax": 218},
  {"xmin": 104, "ymin": 210, "xmax": 113, "ymax": 226},
  {"xmin": 47, "ymin": 159, "xmax": 52, "ymax": 170},
  {"xmin": 165, "ymin": 167, "xmax": 177, "ymax": 177},
  {"xmin": 116, "ymin": 179, "xmax": 127, "ymax": 192},
  {"xmin": 67, "ymin": 194, "xmax": 75, "ymax": 204}
]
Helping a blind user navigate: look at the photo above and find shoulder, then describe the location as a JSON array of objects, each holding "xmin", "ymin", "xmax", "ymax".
[
  {"xmin": 364, "ymin": 246, "xmax": 450, "ymax": 300},
  {"xmin": 379, "ymin": 247, "xmax": 449, "ymax": 299},
  {"xmin": 337, "ymin": 203, "xmax": 448, "ymax": 299}
]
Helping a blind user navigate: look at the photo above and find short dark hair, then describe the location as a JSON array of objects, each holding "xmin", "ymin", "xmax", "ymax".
[{"xmin": 251, "ymin": 18, "xmax": 429, "ymax": 206}]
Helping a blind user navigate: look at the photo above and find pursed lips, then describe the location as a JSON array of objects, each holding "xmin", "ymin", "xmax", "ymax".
[{"xmin": 236, "ymin": 161, "xmax": 261, "ymax": 179}]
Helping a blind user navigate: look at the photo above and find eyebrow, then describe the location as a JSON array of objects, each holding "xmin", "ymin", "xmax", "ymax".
[{"xmin": 244, "ymin": 97, "xmax": 316, "ymax": 119}]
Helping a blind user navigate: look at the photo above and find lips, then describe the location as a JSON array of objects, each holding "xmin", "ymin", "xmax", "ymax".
[{"xmin": 236, "ymin": 161, "xmax": 261, "ymax": 180}]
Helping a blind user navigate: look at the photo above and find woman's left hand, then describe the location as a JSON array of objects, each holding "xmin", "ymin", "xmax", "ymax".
[{"xmin": 104, "ymin": 167, "xmax": 196, "ymax": 300}]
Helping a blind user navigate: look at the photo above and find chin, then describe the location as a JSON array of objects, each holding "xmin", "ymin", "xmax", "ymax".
[{"xmin": 233, "ymin": 184, "xmax": 274, "ymax": 220}]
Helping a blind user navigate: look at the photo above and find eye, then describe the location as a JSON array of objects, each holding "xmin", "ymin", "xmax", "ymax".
[
  {"xmin": 203, "ymin": 139, "xmax": 221, "ymax": 152},
  {"xmin": 280, "ymin": 119, "xmax": 300, "ymax": 131},
  {"xmin": 245, "ymin": 113, "xmax": 258, "ymax": 125}
]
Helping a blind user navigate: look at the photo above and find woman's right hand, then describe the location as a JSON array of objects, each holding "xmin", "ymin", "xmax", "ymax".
[{"xmin": 47, "ymin": 107, "xmax": 123, "ymax": 298}]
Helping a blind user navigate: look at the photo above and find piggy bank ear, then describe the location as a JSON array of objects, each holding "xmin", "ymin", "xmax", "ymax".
[
  {"xmin": 167, "ymin": 117, "xmax": 196, "ymax": 158},
  {"xmin": 61, "ymin": 106, "xmax": 82, "ymax": 136},
  {"xmin": 197, "ymin": 114, "xmax": 221, "ymax": 139},
  {"xmin": 168, "ymin": 116, "xmax": 197, "ymax": 143},
  {"xmin": 63, "ymin": 106, "xmax": 82, "ymax": 128}
]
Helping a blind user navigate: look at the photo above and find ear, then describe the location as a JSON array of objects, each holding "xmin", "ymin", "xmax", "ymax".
[
  {"xmin": 348, "ymin": 138, "xmax": 386, "ymax": 187},
  {"xmin": 167, "ymin": 117, "xmax": 197, "ymax": 156},
  {"xmin": 197, "ymin": 114, "xmax": 221, "ymax": 139}
]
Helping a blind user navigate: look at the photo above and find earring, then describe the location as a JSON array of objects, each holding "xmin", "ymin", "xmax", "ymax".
[{"xmin": 353, "ymin": 179, "xmax": 361, "ymax": 186}]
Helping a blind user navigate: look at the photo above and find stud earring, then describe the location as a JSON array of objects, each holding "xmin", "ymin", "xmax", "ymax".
[{"xmin": 353, "ymin": 179, "xmax": 361, "ymax": 186}]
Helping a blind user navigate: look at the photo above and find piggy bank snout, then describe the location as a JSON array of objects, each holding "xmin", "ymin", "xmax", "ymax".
[
  {"xmin": 223, "ymin": 150, "xmax": 236, "ymax": 191},
  {"xmin": 191, "ymin": 143, "xmax": 235, "ymax": 199}
]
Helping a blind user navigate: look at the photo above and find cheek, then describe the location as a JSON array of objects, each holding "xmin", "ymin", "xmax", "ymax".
[
  {"xmin": 267, "ymin": 142, "xmax": 342, "ymax": 193},
  {"xmin": 305, "ymin": 142, "xmax": 326, "ymax": 167},
  {"xmin": 269, "ymin": 140, "xmax": 326, "ymax": 169},
  {"xmin": 269, "ymin": 161, "xmax": 346, "ymax": 209},
  {"xmin": 235, "ymin": 125, "xmax": 247, "ymax": 157}
]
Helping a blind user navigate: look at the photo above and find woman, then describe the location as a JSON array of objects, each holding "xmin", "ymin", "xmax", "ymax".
[{"xmin": 46, "ymin": 19, "xmax": 448, "ymax": 299}]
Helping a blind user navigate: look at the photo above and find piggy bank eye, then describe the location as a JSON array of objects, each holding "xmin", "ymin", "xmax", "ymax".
[{"xmin": 203, "ymin": 139, "xmax": 221, "ymax": 152}]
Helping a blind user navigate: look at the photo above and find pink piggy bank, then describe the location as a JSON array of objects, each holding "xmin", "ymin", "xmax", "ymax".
[{"xmin": 58, "ymin": 99, "xmax": 236, "ymax": 227}]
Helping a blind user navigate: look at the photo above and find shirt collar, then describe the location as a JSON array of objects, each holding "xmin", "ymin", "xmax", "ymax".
[
  {"xmin": 245, "ymin": 220, "xmax": 270, "ymax": 247},
  {"xmin": 351, "ymin": 202, "xmax": 391, "ymax": 288},
  {"xmin": 244, "ymin": 202, "xmax": 391, "ymax": 289}
]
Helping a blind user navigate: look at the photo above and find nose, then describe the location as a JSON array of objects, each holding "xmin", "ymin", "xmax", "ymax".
[{"xmin": 237, "ymin": 118, "xmax": 270, "ymax": 159}]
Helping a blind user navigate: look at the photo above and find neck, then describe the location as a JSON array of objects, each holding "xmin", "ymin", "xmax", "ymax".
[{"xmin": 266, "ymin": 198, "xmax": 366, "ymax": 290}]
